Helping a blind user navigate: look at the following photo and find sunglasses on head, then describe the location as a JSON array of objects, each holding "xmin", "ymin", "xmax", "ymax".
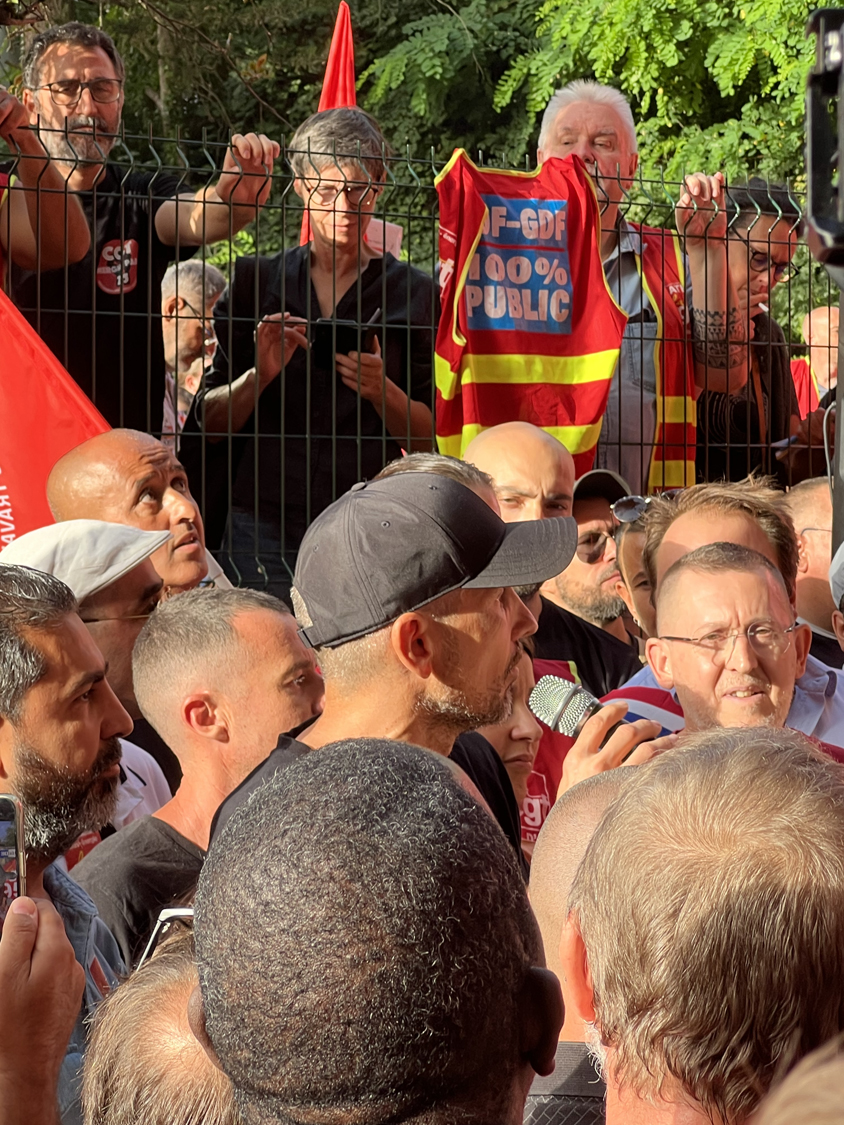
[{"xmin": 611, "ymin": 490, "xmax": 683, "ymax": 523}]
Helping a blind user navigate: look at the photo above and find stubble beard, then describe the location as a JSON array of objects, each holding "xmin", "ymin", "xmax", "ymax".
[
  {"xmin": 415, "ymin": 646, "xmax": 522, "ymax": 735},
  {"xmin": 12, "ymin": 736, "xmax": 122, "ymax": 866},
  {"xmin": 553, "ymin": 570, "xmax": 625, "ymax": 627},
  {"xmin": 40, "ymin": 114, "xmax": 117, "ymax": 165}
]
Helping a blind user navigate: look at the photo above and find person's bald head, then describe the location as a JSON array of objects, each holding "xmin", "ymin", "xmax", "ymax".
[
  {"xmin": 48, "ymin": 430, "xmax": 208, "ymax": 590},
  {"xmin": 465, "ymin": 423, "xmax": 575, "ymax": 522},
  {"xmin": 802, "ymin": 306, "xmax": 839, "ymax": 385},
  {"xmin": 529, "ymin": 771, "xmax": 629, "ymax": 1042}
]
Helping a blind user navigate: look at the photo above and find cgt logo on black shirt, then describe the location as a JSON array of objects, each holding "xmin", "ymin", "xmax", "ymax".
[{"xmin": 97, "ymin": 238, "xmax": 139, "ymax": 295}]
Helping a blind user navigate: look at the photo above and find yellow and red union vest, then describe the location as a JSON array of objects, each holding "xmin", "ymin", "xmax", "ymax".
[
  {"xmin": 434, "ymin": 151, "xmax": 627, "ymax": 474},
  {"xmin": 632, "ymin": 222, "xmax": 697, "ymax": 490}
]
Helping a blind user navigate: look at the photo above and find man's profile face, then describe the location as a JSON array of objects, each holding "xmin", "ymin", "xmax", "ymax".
[
  {"xmin": 544, "ymin": 496, "xmax": 624, "ymax": 624},
  {"xmin": 162, "ymin": 292, "xmax": 220, "ymax": 376},
  {"xmin": 647, "ymin": 568, "xmax": 810, "ymax": 731},
  {"xmin": 96, "ymin": 438, "xmax": 208, "ymax": 591},
  {"xmin": 421, "ymin": 586, "xmax": 537, "ymax": 730},
  {"xmin": 228, "ymin": 610, "xmax": 324, "ymax": 749},
  {"xmin": 79, "ymin": 559, "xmax": 164, "ymax": 717},
  {"xmin": 539, "ymin": 101, "xmax": 638, "ymax": 212},
  {"xmin": 24, "ymin": 42, "xmax": 124, "ymax": 164},
  {"xmin": 0, "ymin": 614, "xmax": 133, "ymax": 863}
]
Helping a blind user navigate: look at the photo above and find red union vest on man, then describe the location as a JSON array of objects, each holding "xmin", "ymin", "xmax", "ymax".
[
  {"xmin": 435, "ymin": 152, "xmax": 627, "ymax": 474},
  {"xmin": 630, "ymin": 222, "xmax": 697, "ymax": 490}
]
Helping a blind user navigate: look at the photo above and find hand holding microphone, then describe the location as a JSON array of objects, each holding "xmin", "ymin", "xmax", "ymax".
[{"xmin": 529, "ymin": 676, "xmax": 676, "ymax": 798}]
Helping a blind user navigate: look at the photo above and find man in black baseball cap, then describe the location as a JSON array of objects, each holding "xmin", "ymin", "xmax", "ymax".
[{"xmin": 210, "ymin": 470, "xmax": 577, "ymax": 854}]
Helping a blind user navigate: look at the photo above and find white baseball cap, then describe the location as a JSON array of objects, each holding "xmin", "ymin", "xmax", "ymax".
[{"xmin": 0, "ymin": 520, "xmax": 171, "ymax": 602}]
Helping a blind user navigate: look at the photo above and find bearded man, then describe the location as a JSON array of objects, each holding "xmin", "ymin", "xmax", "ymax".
[{"xmin": 0, "ymin": 564, "xmax": 132, "ymax": 1125}]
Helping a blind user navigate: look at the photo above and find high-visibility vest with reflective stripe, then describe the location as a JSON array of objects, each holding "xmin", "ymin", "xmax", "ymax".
[
  {"xmin": 632, "ymin": 223, "xmax": 698, "ymax": 490},
  {"xmin": 434, "ymin": 151, "xmax": 628, "ymax": 474},
  {"xmin": 790, "ymin": 356, "xmax": 820, "ymax": 419}
]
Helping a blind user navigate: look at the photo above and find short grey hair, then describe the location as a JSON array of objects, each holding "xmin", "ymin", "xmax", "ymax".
[
  {"xmin": 569, "ymin": 727, "xmax": 844, "ymax": 1123},
  {"xmin": 23, "ymin": 22, "xmax": 125, "ymax": 88},
  {"xmin": 375, "ymin": 452, "xmax": 494, "ymax": 493},
  {"xmin": 133, "ymin": 588, "xmax": 290, "ymax": 742},
  {"xmin": 0, "ymin": 564, "xmax": 77, "ymax": 722},
  {"xmin": 161, "ymin": 260, "xmax": 226, "ymax": 307},
  {"xmin": 538, "ymin": 80, "xmax": 638, "ymax": 155},
  {"xmin": 82, "ymin": 930, "xmax": 239, "ymax": 1125},
  {"xmin": 287, "ymin": 107, "xmax": 390, "ymax": 183}
]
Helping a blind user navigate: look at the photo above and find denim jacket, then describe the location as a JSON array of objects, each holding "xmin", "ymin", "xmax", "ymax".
[{"xmin": 43, "ymin": 863, "xmax": 125, "ymax": 1125}]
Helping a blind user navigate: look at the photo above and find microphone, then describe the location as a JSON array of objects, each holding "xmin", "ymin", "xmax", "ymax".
[{"xmin": 529, "ymin": 675, "xmax": 627, "ymax": 744}]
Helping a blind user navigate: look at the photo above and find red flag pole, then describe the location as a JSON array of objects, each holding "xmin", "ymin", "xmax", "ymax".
[{"xmin": 301, "ymin": 1, "xmax": 357, "ymax": 244}]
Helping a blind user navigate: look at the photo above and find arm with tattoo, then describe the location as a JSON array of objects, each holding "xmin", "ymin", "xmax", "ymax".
[{"xmin": 690, "ymin": 306, "xmax": 747, "ymax": 371}]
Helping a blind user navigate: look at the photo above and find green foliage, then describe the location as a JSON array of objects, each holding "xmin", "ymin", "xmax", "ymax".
[{"xmin": 363, "ymin": 0, "xmax": 815, "ymax": 180}]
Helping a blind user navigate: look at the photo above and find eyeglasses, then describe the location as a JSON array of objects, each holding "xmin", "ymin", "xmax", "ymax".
[
  {"xmin": 658, "ymin": 622, "xmax": 797, "ymax": 663},
  {"xmin": 81, "ymin": 584, "xmax": 182, "ymax": 625},
  {"xmin": 177, "ymin": 299, "xmax": 217, "ymax": 345},
  {"xmin": 731, "ymin": 228, "xmax": 800, "ymax": 285},
  {"xmin": 800, "ymin": 527, "xmax": 832, "ymax": 536},
  {"xmin": 575, "ymin": 529, "xmax": 617, "ymax": 565},
  {"xmin": 34, "ymin": 78, "xmax": 123, "ymax": 107},
  {"xmin": 305, "ymin": 178, "xmax": 379, "ymax": 208},
  {"xmin": 611, "ymin": 490, "xmax": 683, "ymax": 523}
]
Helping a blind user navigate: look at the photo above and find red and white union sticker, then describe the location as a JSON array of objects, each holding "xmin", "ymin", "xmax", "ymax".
[{"xmin": 96, "ymin": 238, "xmax": 139, "ymax": 294}]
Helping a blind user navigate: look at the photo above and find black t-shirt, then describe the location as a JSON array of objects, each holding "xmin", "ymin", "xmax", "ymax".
[
  {"xmin": 533, "ymin": 597, "xmax": 642, "ymax": 698},
  {"xmin": 810, "ymin": 629, "xmax": 844, "ymax": 670},
  {"xmin": 523, "ymin": 1041, "xmax": 605, "ymax": 1125},
  {"xmin": 8, "ymin": 164, "xmax": 193, "ymax": 434},
  {"xmin": 71, "ymin": 816, "xmax": 204, "ymax": 967},
  {"xmin": 196, "ymin": 246, "xmax": 437, "ymax": 549},
  {"xmin": 210, "ymin": 727, "xmax": 527, "ymax": 878}
]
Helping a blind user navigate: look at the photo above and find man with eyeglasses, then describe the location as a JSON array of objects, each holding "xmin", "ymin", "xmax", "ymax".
[
  {"xmin": 643, "ymin": 542, "xmax": 840, "ymax": 747},
  {"xmin": 8, "ymin": 22, "xmax": 278, "ymax": 438},
  {"xmin": 160, "ymin": 259, "xmax": 226, "ymax": 441},
  {"xmin": 697, "ymin": 178, "xmax": 804, "ymax": 483}
]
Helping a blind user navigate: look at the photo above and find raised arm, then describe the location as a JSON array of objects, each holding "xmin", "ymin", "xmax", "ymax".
[
  {"xmin": 676, "ymin": 172, "xmax": 749, "ymax": 396},
  {"xmin": 154, "ymin": 133, "xmax": 279, "ymax": 248},
  {"xmin": 0, "ymin": 91, "xmax": 90, "ymax": 271}
]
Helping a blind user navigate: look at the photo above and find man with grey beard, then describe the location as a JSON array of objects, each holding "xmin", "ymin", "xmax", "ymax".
[
  {"xmin": 9, "ymin": 21, "xmax": 278, "ymax": 435},
  {"xmin": 0, "ymin": 564, "xmax": 132, "ymax": 1125}
]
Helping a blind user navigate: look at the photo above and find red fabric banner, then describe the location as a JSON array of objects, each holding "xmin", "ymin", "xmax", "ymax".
[{"xmin": 0, "ymin": 287, "xmax": 109, "ymax": 544}]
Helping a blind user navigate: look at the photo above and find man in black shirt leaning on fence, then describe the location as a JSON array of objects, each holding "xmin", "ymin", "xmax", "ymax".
[{"xmin": 10, "ymin": 22, "xmax": 277, "ymax": 435}]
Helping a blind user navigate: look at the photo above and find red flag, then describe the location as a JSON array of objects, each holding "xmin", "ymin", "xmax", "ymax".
[
  {"xmin": 318, "ymin": 1, "xmax": 356, "ymax": 111},
  {"xmin": 0, "ymin": 287, "xmax": 109, "ymax": 544},
  {"xmin": 300, "ymin": 2, "xmax": 357, "ymax": 245}
]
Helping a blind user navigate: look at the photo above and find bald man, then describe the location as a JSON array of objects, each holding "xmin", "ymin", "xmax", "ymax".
[
  {"xmin": 464, "ymin": 422, "xmax": 575, "ymax": 520},
  {"xmin": 48, "ymin": 430, "xmax": 222, "ymax": 593},
  {"xmin": 525, "ymin": 771, "xmax": 628, "ymax": 1125},
  {"xmin": 791, "ymin": 307, "xmax": 839, "ymax": 416}
]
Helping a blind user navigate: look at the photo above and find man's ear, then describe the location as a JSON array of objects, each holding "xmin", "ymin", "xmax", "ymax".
[
  {"xmin": 833, "ymin": 609, "xmax": 844, "ymax": 654},
  {"xmin": 518, "ymin": 966, "xmax": 564, "ymax": 1077},
  {"xmin": 559, "ymin": 915, "xmax": 596, "ymax": 1024},
  {"xmin": 21, "ymin": 88, "xmax": 37, "ymax": 120},
  {"xmin": 187, "ymin": 985, "xmax": 226, "ymax": 1073},
  {"xmin": 645, "ymin": 637, "xmax": 674, "ymax": 689},
  {"xmin": 183, "ymin": 694, "xmax": 230, "ymax": 743},
  {"xmin": 162, "ymin": 295, "xmax": 181, "ymax": 321},
  {"xmin": 796, "ymin": 533, "xmax": 810, "ymax": 575},
  {"xmin": 389, "ymin": 613, "xmax": 435, "ymax": 681},
  {"xmin": 793, "ymin": 622, "xmax": 813, "ymax": 679}
]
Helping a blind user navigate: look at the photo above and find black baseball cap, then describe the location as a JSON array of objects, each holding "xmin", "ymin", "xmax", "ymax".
[
  {"xmin": 293, "ymin": 472, "xmax": 577, "ymax": 648},
  {"xmin": 572, "ymin": 469, "xmax": 631, "ymax": 505}
]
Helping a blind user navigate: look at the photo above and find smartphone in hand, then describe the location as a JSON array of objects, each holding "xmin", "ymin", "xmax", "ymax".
[{"xmin": 0, "ymin": 796, "xmax": 25, "ymax": 924}]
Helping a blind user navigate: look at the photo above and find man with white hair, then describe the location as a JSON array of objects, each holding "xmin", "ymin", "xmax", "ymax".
[{"xmin": 538, "ymin": 80, "xmax": 749, "ymax": 493}]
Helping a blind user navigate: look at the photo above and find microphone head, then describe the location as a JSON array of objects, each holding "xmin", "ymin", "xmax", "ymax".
[{"xmin": 529, "ymin": 675, "xmax": 601, "ymax": 737}]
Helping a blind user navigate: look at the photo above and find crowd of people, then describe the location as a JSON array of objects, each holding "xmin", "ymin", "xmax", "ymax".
[{"xmin": 2, "ymin": 16, "xmax": 844, "ymax": 1125}]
